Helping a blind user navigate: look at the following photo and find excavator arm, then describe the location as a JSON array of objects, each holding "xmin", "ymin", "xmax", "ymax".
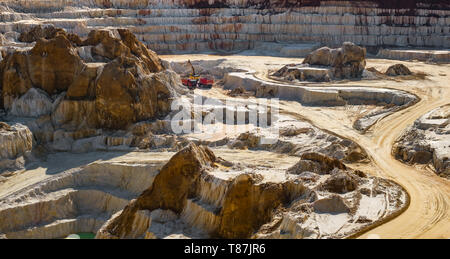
[
  {"xmin": 187, "ymin": 60, "xmax": 196, "ymax": 76},
  {"xmin": 187, "ymin": 60, "xmax": 200, "ymax": 80}
]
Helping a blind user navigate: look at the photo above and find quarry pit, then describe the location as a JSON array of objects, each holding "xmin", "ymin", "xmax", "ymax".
[{"xmin": 0, "ymin": 0, "xmax": 449, "ymax": 240}]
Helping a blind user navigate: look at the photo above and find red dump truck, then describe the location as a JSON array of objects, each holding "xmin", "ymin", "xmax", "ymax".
[{"xmin": 181, "ymin": 60, "xmax": 214, "ymax": 90}]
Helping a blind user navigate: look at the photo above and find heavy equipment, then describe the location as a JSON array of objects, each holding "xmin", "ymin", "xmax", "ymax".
[{"xmin": 181, "ymin": 60, "xmax": 214, "ymax": 90}]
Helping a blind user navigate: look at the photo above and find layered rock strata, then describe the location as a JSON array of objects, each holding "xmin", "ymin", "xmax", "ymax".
[
  {"xmin": 97, "ymin": 142, "xmax": 407, "ymax": 239},
  {"xmin": 0, "ymin": 26, "xmax": 176, "ymax": 130},
  {"xmin": 223, "ymin": 71, "xmax": 418, "ymax": 132},
  {"xmin": 273, "ymin": 42, "xmax": 366, "ymax": 81},
  {"xmin": 0, "ymin": 0, "xmax": 449, "ymax": 54},
  {"xmin": 377, "ymin": 49, "xmax": 450, "ymax": 63},
  {"xmin": 0, "ymin": 27, "xmax": 184, "ymax": 168},
  {"xmin": 0, "ymin": 122, "xmax": 33, "ymax": 172},
  {"xmin": 0, "ymin": 160, "xmax": 164, "ymax": 238}
]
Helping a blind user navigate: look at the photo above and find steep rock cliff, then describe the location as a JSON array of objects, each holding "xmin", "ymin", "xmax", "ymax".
[
  {"xmin": 97, "ymin": 143, "xmax": 298, "ymax": 239},
  {"xmin": 0, "ymin": 0, "xmax": 448, "ymax": 53},
  {"xmin": 97, "ymin": 142, "xmax": 407, "ymax": 239}
]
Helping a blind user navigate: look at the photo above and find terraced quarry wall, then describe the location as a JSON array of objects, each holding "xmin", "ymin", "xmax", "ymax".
[
  {"xmin": 0, "ymin": 161, "xmax": 163, "ymax": 239},
  {"xmin": 0, "ymin": 0, "xmax": 449, "ymax": 53}
]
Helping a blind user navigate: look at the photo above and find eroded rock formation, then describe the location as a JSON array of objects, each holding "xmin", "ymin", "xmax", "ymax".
[
  {"xmin": 394, "ymin": 105, "xmax": 450, "ymax": 178},
  {"xmin": 0, "ymin": 122, "xmax": 32, "ymax": 171},
  {"xmin": 385, "ymin": 64, "xmax": 412, "ymax": 76},
  {"xmin": 96, "ymin": 143, "xmax": 407, "ymax": 239},
  {"xmin": 273, "ymin": 42, "xmax": 366, "ymax": 81},
  {"xmin": 97, "ymin": 143, "xmax": 217, "ymax": 238},
  {"xmin": 98, "ymin": 143, "xmax": 301, "ymax": 239},
  {"xmin": 229, "ymin": 117, "xmax": 368, "ymax": 162},
  {"xmin": 303, "ymin": 42, "xmax": 366, "ymax": 78},
  {"xmin": 288, "ymin": 152, "xmax": 347, "ymax": 174},
  {"xmin": 0, "ymin": 25, "xmax": 174, "ymax": 130},
  {"xmin": 0, "ymin": 26, "xmax": 185, "ymax": 162}
]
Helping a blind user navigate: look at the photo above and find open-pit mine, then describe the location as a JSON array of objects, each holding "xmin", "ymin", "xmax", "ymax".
[{"xmin": 0, "ymin": 0, "xmax": 449, "ymax": 240}]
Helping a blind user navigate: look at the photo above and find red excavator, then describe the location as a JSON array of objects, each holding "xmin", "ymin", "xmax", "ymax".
[{"xmin": 181, "ymin": 60, "xmax": 214, "ymax": 90}]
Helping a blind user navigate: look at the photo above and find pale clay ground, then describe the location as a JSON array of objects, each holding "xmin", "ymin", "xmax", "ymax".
[{"xmin": 1, "ymin": 55, "xmax": 449, "ymax": 238}]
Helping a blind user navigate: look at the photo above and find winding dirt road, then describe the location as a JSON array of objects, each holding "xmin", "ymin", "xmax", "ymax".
[
  {"xmin": 174, "ymin": 54, "xmax": 450, "ymax": 238},
  {"xmin": 274, "ymin": 62, "xmax": 450, "ymax": 239},
  {"xmin": 2, "ymin": 55, "xmax": 446, "ymax": 239},
  {"xmin": 281, "ymin": 94, "xmax": 449, "ymax": 238}
]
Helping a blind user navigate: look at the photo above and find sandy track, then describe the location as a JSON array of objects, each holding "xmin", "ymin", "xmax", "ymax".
[
  {"xmin": 276, "ymin": 68, "xmax": 450, "ymax": 239},
  {"xmin": 166, "ymin": 54, "xmax": 449, "ymax": 238},
  {"xmin": 359, "ymin": 96, "xmax": 450, "ymax": 238},
  {"xmin": 282, "ymin": 97, "xmax": 450, "ymax": 238},
  {"xmin": 1, "ymin": 55, "xmax": 448, "ymax": 238}
]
